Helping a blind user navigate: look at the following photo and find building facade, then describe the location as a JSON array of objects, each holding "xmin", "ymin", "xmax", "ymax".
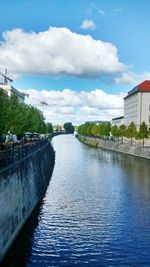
[
  {"xmin": 111, "ymin": 116, "xmax": 124, "ymax": 126},
  {"xmin": 0, "ymin": 84, "xmax": 25, "ymax": 103},
  {"xmin": 124, "ymin": 80, "xmax": 150, "ymax": 130}
]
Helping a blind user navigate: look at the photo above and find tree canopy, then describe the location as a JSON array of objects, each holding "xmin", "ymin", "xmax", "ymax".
[
  {"xmin": 77, "ymin": 121, "xmax": 149, "ymax": 143},
  {"xmin": 138, "ymin": 121, "xmax": 148, "ymax": 139},
  {"xmin": 138, "ymin": 121, "xmax": 148, "ymax": 146},
  {"xmin": 64, "ymin": 122, "xmax": 74, "ymax": 133},
  {"xmin": 0, "ymin": 89, "xmax": 52, "ymax": 135}
]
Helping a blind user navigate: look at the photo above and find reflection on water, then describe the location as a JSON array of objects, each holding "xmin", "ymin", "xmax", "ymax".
[
  {"xmin": 1, "ymin": 202, "xmax": 43, "ymax": 267},
  {"xmin": 2, "ymin": 135, "xmax": 150, "ymax": 267}
]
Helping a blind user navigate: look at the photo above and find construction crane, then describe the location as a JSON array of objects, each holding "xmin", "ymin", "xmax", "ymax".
[
  {"xmin": 40, "ymin": 101, "xmax": 48, "ymax": 105},
  {"xmin": 23, "ymin": 93, "xmax": 48, "ymax": 105},
  {"xmin": 22, "ymin": 92, "xmax": 29, "ymax": 97},
  {"xmin": 0, "ymin": 69, "xmax": 13, "ymax": 85}
]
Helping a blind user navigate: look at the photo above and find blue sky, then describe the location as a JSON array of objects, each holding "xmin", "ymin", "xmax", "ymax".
[{"xmin": 0, "ymin": 0, "xmax": 150, "ymax": 124}]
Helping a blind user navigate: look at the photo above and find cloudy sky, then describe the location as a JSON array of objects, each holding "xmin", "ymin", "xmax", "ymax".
[{"xmin": 0, "ymin": 0, "xmax": 150, "ymax": 125}]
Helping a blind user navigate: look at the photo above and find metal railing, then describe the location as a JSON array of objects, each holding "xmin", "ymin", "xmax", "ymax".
[{"xmin": 0, "ymin": 139, "xmax": 49, "ymax": 167}]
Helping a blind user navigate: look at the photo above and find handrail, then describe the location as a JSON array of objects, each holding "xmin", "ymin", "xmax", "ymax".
[{"xmin": 0, "ymin": 139, "xmax": 49, "ymax": 167}]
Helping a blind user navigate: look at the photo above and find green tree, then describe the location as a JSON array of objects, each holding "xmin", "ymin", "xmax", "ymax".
[
  {"xmin": 0, "ymin": 89, "xmax": 48, "ymax": 135},
  {"xmin": 77, "ymin": 125, "xmax": 82, "ymax": 135},
  {"xmin": 86, "ymin": 123, "xmax": 93, "ymax": 136},
  {"xmin": 64, "ymin": 122, "xmax": 74, "ymax": 133},
  {"xmin": 138, "ymin": 121, "xmax": 148, "ymax": 147},
  {"xmin": 103, "ymin": 123, "xmax": 111, "ymax": 137},
  {"xmin": 91, "ymin": 124, "xmax": 99, "ymax": 136},
  {"xmin": 119, "ymin": 124, "xmax": 126, "ymax": 143},
  {"xmin": 46, "ymin": 123, "xmax": 53, "ymax": 133},
  {"xmin": 97, "ymin": 123, "xmax": 110, "ymax": 139},
  {"xmin": 126, "ymin": 122, "xmax": 137, "ymax": 145},
  {"xmin": 0, "ymin": 89, "xmax": 10, "ymax": 134},
  {"xmin": 111, "ymin": 125, "xmax": 120, "ymax": 141}
]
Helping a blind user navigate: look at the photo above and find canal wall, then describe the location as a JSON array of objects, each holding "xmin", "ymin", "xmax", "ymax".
[
  {"xmin": 0, "ymin": 141, "xmax": 55, "ymax": 263},
  {"xmin": 77, "ymin": 135, "xmax": 150, "ymax": 160}
]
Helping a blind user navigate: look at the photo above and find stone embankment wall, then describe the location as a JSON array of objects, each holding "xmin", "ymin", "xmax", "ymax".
[
  {"xmin": 77, "ymin": 135, "xmax": 150, "ymax": 160},
  {"xmin": 0, "ymin": 142, "xmax": 55, "ymax": 263}
]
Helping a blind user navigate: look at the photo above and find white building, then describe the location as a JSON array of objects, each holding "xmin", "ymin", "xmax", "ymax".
[
  {"xmin": 111, "ymin": 116, "xmax": 124, "ymax": 126},
  {"xmin": 0, "ymin": 84, "xmax": 25, "ymax": 103},
  {"xmin": 124, "ymin": 80, "xmax": 150, "ymax": 130}
]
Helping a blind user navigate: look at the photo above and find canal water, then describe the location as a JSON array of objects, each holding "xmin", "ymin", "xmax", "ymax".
[{"xmin": 2, "ymin": 135, "xmax": 150, "ymax": 267}]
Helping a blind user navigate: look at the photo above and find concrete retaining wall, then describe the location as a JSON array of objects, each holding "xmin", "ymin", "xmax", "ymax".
[
  {"xmin": 77, "ymin": 135, "xmax": 150, "ymax": 160},
  {"xmin": 0, "ymin": 142, "xmax": 55, "ymax": 263}
]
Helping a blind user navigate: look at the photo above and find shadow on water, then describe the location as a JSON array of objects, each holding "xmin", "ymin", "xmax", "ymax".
[{"xmin": 0, "ymin": 200, "xmax": 43, "ymax": 267}]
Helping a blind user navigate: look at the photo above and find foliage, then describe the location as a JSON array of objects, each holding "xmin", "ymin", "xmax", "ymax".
[
  {"xmin": 77, "ymin": 120, "xmax": 149, "ymax": 146},
  {"xmin": 126, "ymin": 122, "xmax": 137, "ymax": 145},
  {"xmin": 138, "ymin": 121, "xmax": 148, "ymax": 147},
  {"xmin": 111, "ymin": 125, "xmax": 120, "ymax": 137},
  {"xmin": 77, "ymin": 122, "xmax": 111, "ymax": 137},
  {"xmin": 46, "ymin": 123, "xmax": 53, "ymax": 133},
  {"xmin": 91, "ymin": 124, "xmax": 99, "ymax": 136},
  {"xmin": 138, "ymin": 121, "xmax": 148, "ymax": 139},
  {"xmin": 119, "ymin": 124, "xmax": 126, "ymax": 137},
  {"xmin": 0, "ymin": 88, "xmax": 50, "ymax": 135},
  {"xmin": 126, "ymin": 122, "xmax": 137, "ymax": 138},
  {"xmin": 64, "ymin": 122, "xmax": 74, "ymax": 133}
]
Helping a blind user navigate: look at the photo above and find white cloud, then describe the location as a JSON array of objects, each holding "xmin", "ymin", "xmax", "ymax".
[
  {"xmin": 80, "ymin": 106, "xmax": 122, "ymax": 122},
  {"xmin": 99, "ymin": 9, "xmax": 105, "ymax": 16},
  {"xmin": 114, "ymin": 71, "xmax": 150, "ymax": 85},
  {"xmin": 114, "ymin": 72, "xmax": 135, "ymax": 85},
  {"xmin": 25, "ymin": 88, "xmax": 81, "ymax": 107},
  {"xmin": 80, "ymin": 89, "xmax": 124, "ymax": 109},
  {"xmin": 80, "ymin": 19, "xmax": 96, "ymax": 30},
  {"xmin": 21, "ymin": 88, "xmax": 125, "ymax": 125},
  {"xmin": 0, "ymin": 27, "xmax": 126, "ymax": 79},
  {"xmin": 80, "ymin": 106, "xmax": 100, "ymax": 115}
]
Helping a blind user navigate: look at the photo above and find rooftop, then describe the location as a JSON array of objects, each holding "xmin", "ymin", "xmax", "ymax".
[
  {"xmin": 0, "ymin": 84, "xmax": 25, "ymax": 100},
  {"xmin": 112, "ymin": 116, "xmax": 124, "ymax": 121},
  {"xmin": 124, "ymin": 80, "xmax": 150, "ymax": 99},
  {"xmin": 136, "ymin": 80, "xmax": 150, "ymax": 92}
]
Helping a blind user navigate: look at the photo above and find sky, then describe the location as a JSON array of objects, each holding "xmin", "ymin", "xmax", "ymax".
[{"xmin": 1, "ymin": 0, "xmax": 150, "ymax": 125}]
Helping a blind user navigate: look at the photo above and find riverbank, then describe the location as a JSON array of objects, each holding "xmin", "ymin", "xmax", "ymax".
[
  {"xmin": 0, "ymin": 140, "xmax": 55, "ymax": 263},
  {"xmin": 77, "ymin": 134, "xmax": 150, "ymax": 160}
]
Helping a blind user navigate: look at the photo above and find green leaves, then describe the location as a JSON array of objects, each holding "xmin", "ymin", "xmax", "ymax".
[
  {"xmin": 138, "ymin": 121, "xmax": 148, "ymax": 139},
  {"xmin": 77, "ymin": 120, "xmax": 149, "ymax": 147},
  {"xmin": 111, "ymin": 125, "xmax": 120, "ymax": 137},
  {"xmin": 46, "ymin": 123, "xmax": 53, "ymax": 133},
  {"xmin": 126, "ymin": 122, "xmax": 137, "ymax": 139},
  {"xmin": 77, "ymin": 122, "xmax": 111, "ymax": 137},
  {"xmin": 0, "ymin": 88, "xmax": 49, "ymax": 135},
  {"xmin": 64, "ymin": 122, "xmax": 74, "ymax": 133}
]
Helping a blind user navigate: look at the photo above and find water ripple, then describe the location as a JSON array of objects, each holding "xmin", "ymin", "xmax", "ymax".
[{"xmin": 3, "ymin": 135, "xmax": 150, "ymax": 267}]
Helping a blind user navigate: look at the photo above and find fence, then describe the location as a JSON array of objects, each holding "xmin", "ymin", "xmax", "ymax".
[{"xmin": 0, "ymin": 139, "xmax": 49, "ymax": 167}]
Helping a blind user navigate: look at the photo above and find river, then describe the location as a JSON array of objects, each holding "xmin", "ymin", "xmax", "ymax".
[{"xmin": 1, "ymin": 135, "xmax": 150, "ymax": 267}]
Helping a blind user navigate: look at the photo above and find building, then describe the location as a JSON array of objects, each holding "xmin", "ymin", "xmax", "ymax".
[
  {"xmin": 124, "ymin": 80, "xmax": 150, "ymax": 130},
  {"xmin": 111, "ymin": 116, "xmax": 124, "ymax": 126},
  {"xmin": 86, "ymin": 120, "xmax": 109, "ymax": 125},
  {"xmin": 0, "ymin": 84, "xmax": 25, "ymax": 103}
]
